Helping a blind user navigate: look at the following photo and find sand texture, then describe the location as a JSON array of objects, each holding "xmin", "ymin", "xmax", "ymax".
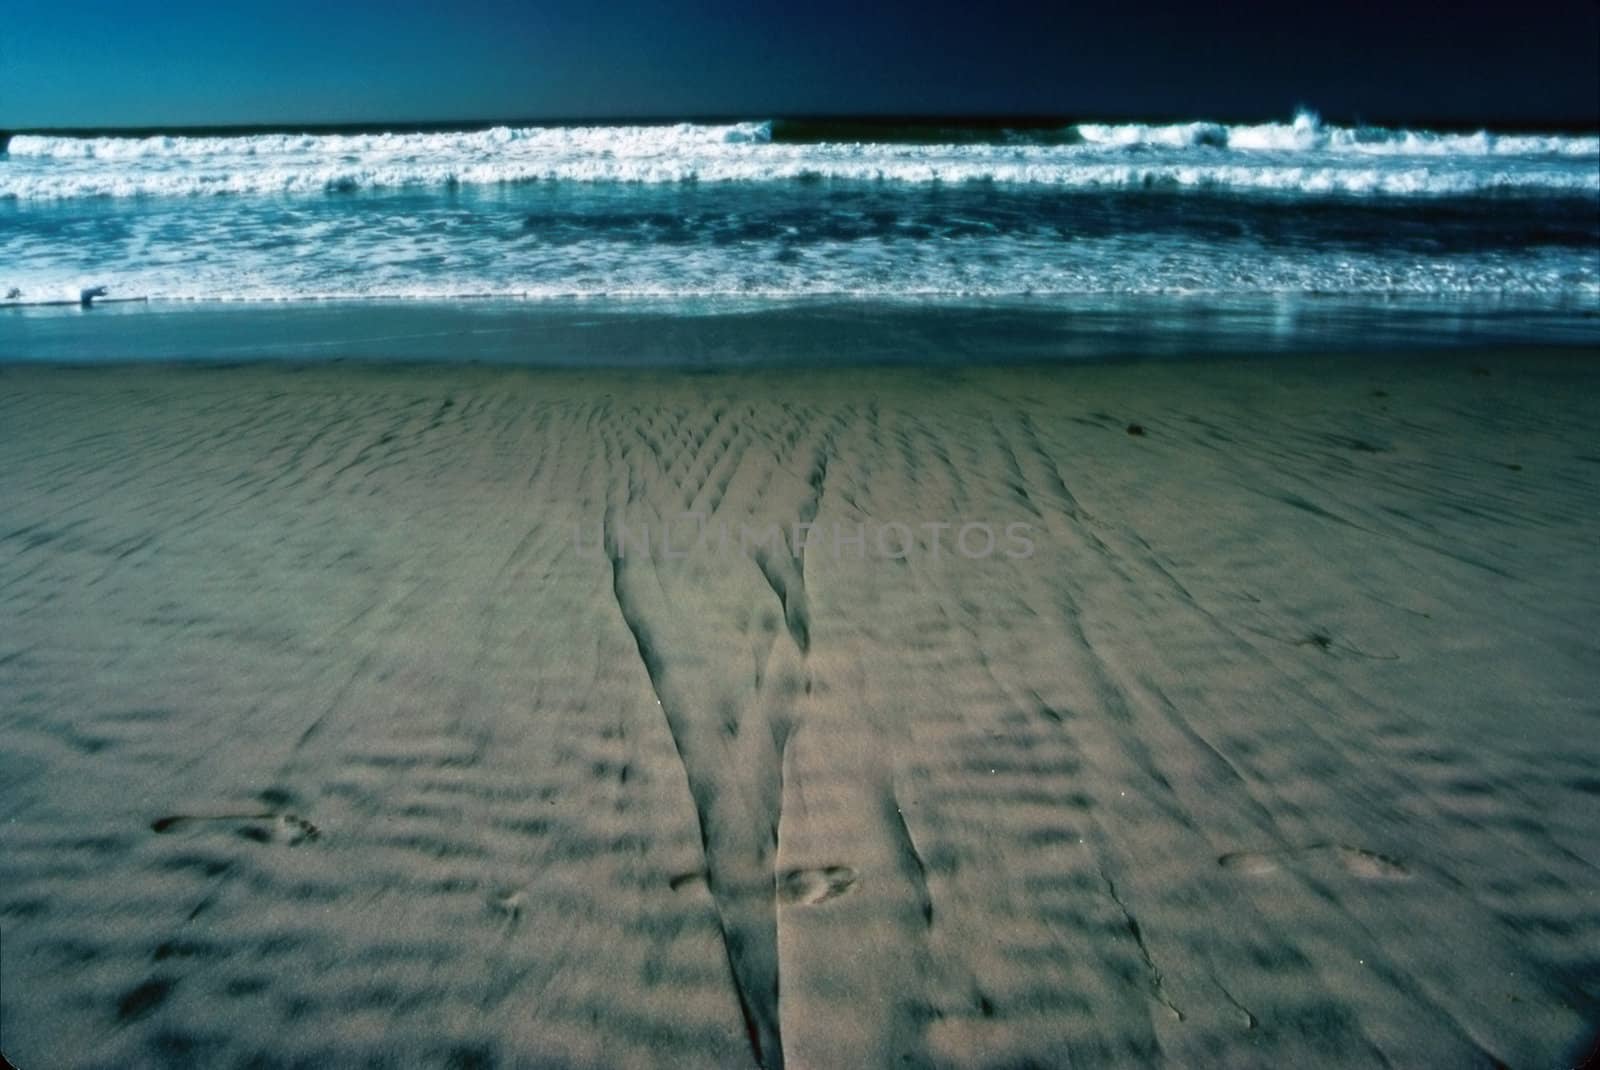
[{"xmin": 1, "ymin": 351, "xmax": 1597, "ymax": 1068}]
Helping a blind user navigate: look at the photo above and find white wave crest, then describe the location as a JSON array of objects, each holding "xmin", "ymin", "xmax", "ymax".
[
  {"xmin": 1, "ymin": 115, "xmax": 1595, "ymax": 200},
  {"xmin": 1074, "ymin": 110, "xmax": 1600, "ymax": 156}
]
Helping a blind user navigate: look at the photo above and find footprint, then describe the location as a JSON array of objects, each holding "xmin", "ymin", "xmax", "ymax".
[
  {"xmin": 1217, "ymin": 851, "xmax": 1282, "ymax": 876},
  {"xmin": 240, "ymin": 814, "xmax": 320, "ymax": 846},
  {"xmin": 152, "ymin": 812, "xmax": 320, "ymax": 846},
  {"xmin": 779, "ymin": 865, "xmax": 857, "ymax": 905}
]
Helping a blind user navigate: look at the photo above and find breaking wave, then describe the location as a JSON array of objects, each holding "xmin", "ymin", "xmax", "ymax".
[{"xmin": 3, "ymin": 112, "xmax": 1595, "ymax": 200}]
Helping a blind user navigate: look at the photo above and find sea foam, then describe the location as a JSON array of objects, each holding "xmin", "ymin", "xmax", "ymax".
[
  {"xmin": 2, "ymin": 114, "xmax": 1594, "ymax": 307},
  {"xmin": 2, "ymin": 114, "xmax": 1595, "ymax": 200}
]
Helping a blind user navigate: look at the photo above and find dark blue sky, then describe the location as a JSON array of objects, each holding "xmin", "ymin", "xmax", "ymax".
[{"xmin": 3, "ymin": 1, "xmax": 1596, "ymax": 128}]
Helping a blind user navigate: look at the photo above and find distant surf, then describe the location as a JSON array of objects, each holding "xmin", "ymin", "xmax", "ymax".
[
  {"xmin": 4, "ymin": 111, "xmax": 1597, "ymax": 199},
  {"xmin": 1, "ymin": 112, "xmax": 1596, "ymax": 311}
]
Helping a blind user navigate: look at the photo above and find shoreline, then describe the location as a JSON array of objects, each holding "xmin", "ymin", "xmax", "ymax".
[{"xmin": 3, "ymin": 295, "xmax": 1597, "ymax": 368}]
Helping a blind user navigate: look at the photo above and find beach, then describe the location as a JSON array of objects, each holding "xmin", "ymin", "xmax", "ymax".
[{"xmin": 1, "ymin": 347, "xmax": 1596, "ymax": 1068}]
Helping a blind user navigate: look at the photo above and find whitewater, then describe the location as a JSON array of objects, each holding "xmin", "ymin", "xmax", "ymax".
[
  {"xmin": 3, "ymin": 113, "xmax": 1597, "ymax": 199},
  {"xmin": 1, "ymin": 112, "xmax": 1596, "ymax": 306}
]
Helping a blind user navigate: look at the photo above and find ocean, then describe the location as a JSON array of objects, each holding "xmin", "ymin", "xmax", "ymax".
[{"xmin": 2, "ymin": 111, "xmax": 1597, "ymax": 359}]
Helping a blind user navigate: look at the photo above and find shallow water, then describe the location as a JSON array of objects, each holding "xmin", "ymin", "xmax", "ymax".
[{"xmin": 2, "ymin": 294, "xmax": 1596, "ymax": 366}]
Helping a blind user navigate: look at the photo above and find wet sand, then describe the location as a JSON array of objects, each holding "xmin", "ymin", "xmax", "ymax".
[{"xmin": 1, "ymin": 350, "xmax": 1597, "ymax": 1068}]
